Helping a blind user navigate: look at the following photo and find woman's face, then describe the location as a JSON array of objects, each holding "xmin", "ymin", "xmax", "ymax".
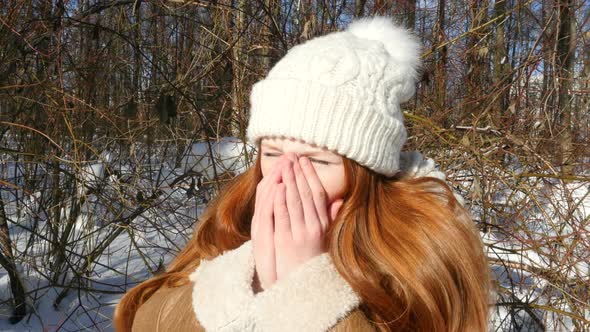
[{"xmin": 260, "ymin": 136, "xmax": 346, "ymax": 204}]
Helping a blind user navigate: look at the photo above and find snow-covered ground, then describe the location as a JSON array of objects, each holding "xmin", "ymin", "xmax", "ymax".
[{"xmin": 0, "ymin": 137, "xmax": 588, "ymax": 331}]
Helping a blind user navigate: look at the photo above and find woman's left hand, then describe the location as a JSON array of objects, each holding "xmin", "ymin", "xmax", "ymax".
[{"xmin": 273, "ymin": 155, "xmax": 344, "ymax": 281}]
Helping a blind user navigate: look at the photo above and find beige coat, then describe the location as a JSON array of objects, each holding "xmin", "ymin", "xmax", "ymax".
[{"xmin": 132, "ymin": 240, "xmax": 376, "ymax": 332}]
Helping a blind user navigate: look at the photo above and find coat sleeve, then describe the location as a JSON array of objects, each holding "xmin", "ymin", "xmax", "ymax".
[
  {"xmin": 132, "ymin": 283, "xmax": 205, "ymax": 332},
  {"xmin": 328, "ymin": 308, "xmax": 377, "ymax": 332}
]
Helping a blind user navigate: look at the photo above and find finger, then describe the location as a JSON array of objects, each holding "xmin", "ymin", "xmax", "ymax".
[
  {"xmin": 260, "ymin": 184, "xmax": 278, "ymax": 236},
  {"xmin": 261, "ymin": 159, "xmax": 285, "ymax": 190},
  {"xmin": 260, "ymin": 183, "xmax": 278, "ymax": 289},
  {"xmin": 257, "ymin": 160, "xmax": 285, "ymax": 210},
  {"xmin": 299, "ymin": 156, "xmax": 329, "ymax": 230},
  {"xmin": 273, "ymin": 183, "xmax": 291, "ymax": 239},
  {"xmin": 292, "ymin": 159, "xmax": 320, "ymax": 231},
  {"xmin": 253, "ymin": 163, "xmax": 283, "ymax": 235},
  {"xmin": 252, "ymin": 184, "xmax": 264, "ymax": 236},
  {"xmin": 282, "ymin": 160, "xmax": 305, "ymax": 239}
]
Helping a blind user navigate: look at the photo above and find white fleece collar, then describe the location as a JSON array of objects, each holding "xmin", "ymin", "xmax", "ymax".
[
  {"xmin": 188, "ymin": 240, "xmax": 257, "ymax": 331},
  {"xmin": 188, "ymin": 240, "xmax": 361, "ymax": 332}
]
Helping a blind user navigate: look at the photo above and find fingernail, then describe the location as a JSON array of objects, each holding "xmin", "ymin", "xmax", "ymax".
[{"xmin": 300, "ymin": 156, "xmax": 309, "ymax": 166}]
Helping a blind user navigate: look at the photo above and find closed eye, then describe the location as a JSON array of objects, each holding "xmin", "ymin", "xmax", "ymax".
[{"xmin": 262, "ymin": 152, "xmax": 330, "ymax": 165}]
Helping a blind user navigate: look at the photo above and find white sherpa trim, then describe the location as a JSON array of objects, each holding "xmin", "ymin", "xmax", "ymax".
[
  {"xmin": 189, "ymin": 240, "xmax": 361, "ymax": 332},
  {"xmin": 253, "ymin": 253, "xmax": 361, "ymax": 332},
  {"xmin": 189, "ymin": 240, "xmax": 256, "ymax": 331}
]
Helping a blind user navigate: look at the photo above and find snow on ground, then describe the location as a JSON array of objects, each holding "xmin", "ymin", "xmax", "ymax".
[{"xmin": 480, "ymin": 177, "xmax": 589, "ymax": 331}]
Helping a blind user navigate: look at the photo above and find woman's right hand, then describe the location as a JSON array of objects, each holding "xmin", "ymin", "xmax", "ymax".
[{"xmin": 251, "ymin": 158, "xmax": 286, "ymax": 292}]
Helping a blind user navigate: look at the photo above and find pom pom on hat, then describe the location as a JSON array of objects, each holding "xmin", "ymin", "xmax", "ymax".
[{"xmin": 346, "ymin": 16, "xmax": 423, "ymax": 102}]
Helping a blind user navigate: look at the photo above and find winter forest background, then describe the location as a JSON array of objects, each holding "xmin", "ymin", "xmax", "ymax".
[{"xmin": 0, "ymin": 0, "xmax": 588, "ymax": 331}]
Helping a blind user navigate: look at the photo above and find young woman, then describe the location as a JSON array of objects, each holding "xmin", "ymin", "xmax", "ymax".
[{"xmin": 114, "ymin": 16, "xmax": 492, "ymax": 332}]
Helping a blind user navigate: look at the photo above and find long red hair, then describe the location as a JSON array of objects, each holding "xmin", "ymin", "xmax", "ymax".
[{"xmin": 114, "ymin": 146, "xmax": 492, "ymax": 331}]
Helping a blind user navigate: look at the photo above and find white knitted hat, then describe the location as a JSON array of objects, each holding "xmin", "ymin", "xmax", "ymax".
[{"xmin": 246, "ymin": 16, "xmax": 422, "ymax": 176}]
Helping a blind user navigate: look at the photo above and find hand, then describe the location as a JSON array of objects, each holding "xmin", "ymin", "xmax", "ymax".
[
  {"xmin": 273, "ymin": 155, "xmax": 344, "ymax": 281},
  {"xmin": 251, "ymin": 158, "xmax": 287, "ymax": 291}
]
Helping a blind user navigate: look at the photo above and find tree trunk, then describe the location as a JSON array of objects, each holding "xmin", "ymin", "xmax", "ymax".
[
  {"xmin": 406, "ymin": 0, "xmax": 417, "ymax": 29},
  {"xmin": 492, "ymin": 0, "xmax": 513, "ymax": 130},
  {"xmin": 554, "ymin": 0, "xmax": 576, "ymax": 179},
  {"xmin": 373, "ymin": 0, "xmax": 393, "ymax": 15},
  {"xmin": 434, "ymin": 0, "xmax": 447, "ymax": 113},
  {"xmin": 464, "ymin": 0, "xmax": 490, "ymax": 126},
  {"xmin": 581, "ymin": 31, "xmax": 590, "ymax": 144},
  {"xmin": 0, "ymin": 196, "xmax": 27, "ymax": 323},
  {"xmin": 261, "ymin": 0, "xmax": 281, "ymax": 71},
  {"xmin": 355, "ymin": 0, "xmax": 368, "ymax": 17},
  {"xmin": 230, "ymin": 0, "xmax": 248, "ymax": 138}
]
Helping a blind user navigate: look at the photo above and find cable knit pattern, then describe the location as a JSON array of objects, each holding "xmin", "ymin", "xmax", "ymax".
[
  {"xmin": 246, "ymin": 16, "xmax": 422, "ymax": 176},
  {"xmin": 189, "ymin": 240, "xmax": 361, "ymax": 332}
]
